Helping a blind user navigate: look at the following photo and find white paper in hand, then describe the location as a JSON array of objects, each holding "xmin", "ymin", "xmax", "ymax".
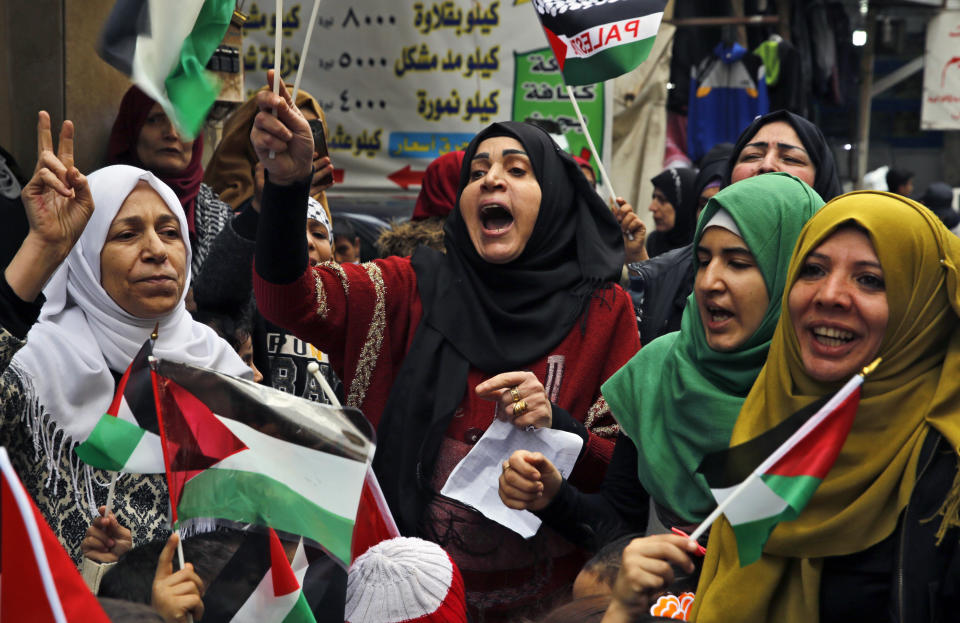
[{"xmin": 439, "ymin": 418, "xmax": 584, "ymax": 539}]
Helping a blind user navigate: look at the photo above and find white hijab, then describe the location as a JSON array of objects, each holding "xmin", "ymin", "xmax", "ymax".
[{"xmin": 12, "ymin": 165, "xmax": 251, "ymax": 441}]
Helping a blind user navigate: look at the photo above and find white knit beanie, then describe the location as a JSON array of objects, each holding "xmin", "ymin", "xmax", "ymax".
[{"xmin": 345, "ymin": 537, "xmax": 467, "ymax": 623}]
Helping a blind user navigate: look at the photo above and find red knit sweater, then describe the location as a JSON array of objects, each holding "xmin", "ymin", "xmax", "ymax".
[{"xmin": 255, "ymin": 256, "xmax": 640, "ymax": 619}]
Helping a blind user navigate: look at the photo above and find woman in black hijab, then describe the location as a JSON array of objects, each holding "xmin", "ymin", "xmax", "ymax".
[
  {"xmin": 645, "ymin": 167, "xmax": 699, "ymax": 258},
  {"xmin": 724, "ymin": 109, "xmax": 843, "ymax": 201},
  {"xmin": 249, "ymin": 75, "xmax": 641, "ymax": 622}
]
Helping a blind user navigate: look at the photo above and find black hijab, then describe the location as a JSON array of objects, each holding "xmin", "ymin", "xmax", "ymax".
[
  {"xmin": 373, "ymin": 121, "xmax": 624, "ymax": 534},
  {"xmin": 694, "ymin": 143, "xmax": 734, "ymax": 199},
  {"xmin": 646, "ymin": 167, "xmax": 698, "ymax": 258},
  {"xmin": 724, "ymin": 109, "xmax": 843, "ymax": 201}
]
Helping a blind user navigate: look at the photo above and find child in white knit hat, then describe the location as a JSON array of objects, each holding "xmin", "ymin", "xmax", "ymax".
[{"xmin": 345, "ymin": 537, "xmax": 467, "ymax": 623}]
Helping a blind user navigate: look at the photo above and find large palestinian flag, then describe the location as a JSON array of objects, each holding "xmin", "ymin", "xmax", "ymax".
[
  {"xmin": 0, "ymin": 448, "xmax": 111, "ymax": 623},
  {"xmin": 531, "ymin": 0, "xmax": 667, "ymax": 85},
  {"xmin": 97, "ymin": 0, "xmax": 234, "ymax": 138},
  {"xmin": 153, "ymin": 359, "xmax": 375, "ymax": 567},
  {"xmin": 75, "ymin": 338, "xmax": 165, "ymax": 474},
  {"xmin": 697, "ymin": 370, "xmax": 865, "ymax": 566}
]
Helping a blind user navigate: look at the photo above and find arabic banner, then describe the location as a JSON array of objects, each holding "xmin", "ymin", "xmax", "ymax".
[
  {"xmin": 240, "ymin": 0, "xmax": 612, "ymax": 196},
  {"xmin": 921, "ymin": 11, "xmax": 960, "ymax": 130}
]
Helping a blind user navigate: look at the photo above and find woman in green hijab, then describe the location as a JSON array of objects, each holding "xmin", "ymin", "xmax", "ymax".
[
  {"xmin": 498, "ymin": 172, "xmax": 823, "ymax": 549},
  {"xmin": 691, "ymin": 191, "xmax": 960, "ymax": 623}
]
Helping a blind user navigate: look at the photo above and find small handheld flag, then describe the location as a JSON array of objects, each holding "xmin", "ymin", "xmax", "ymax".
[
  {"xmin": 1, "ymin": 448, "xmax": 111, "ymax": 623},
  {"xmin": 693, "ymin": 359, "xmax": 881, "ymax": 566},
  {"xmin": 531, "ymin": 0, "xmax": 667, "ymax": 86},
  {"xmin": 97, "ymin": 0, "xmax": 235, "ymax": 138},
  {"xmin": 75, "ymin": 337, "xmax": 165, "ymax": 475}
]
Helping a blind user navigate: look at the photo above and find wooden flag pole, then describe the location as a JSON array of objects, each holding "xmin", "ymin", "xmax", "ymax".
[
  {"xmin": 565, "ymin": 85, "xmax": 633, "ymax": 240},
  {"xmin": 291, "ymin": 0, "xmax": 323, "ymax": 103},
  {"xmin": 268, "ymin": 0, "xmax": 283, "ymax": 159}
]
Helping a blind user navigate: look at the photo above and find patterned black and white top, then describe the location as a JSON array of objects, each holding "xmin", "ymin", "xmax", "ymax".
[
  {"xmin": 0, "ymin": 328, "xmax": 169, "ymax": 564},
  {"xmin": 191, "ymin": 183, "xmax": 233, "ymax": 280}
]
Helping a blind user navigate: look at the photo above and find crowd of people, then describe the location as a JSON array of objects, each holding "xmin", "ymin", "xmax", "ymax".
[{"xmin": 1, "ymin": 66, "xmax": 959, "ymax": 623}]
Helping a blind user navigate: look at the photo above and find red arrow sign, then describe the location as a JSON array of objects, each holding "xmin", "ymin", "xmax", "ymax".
[
  {"xmin": 943, "ymin": 57, "xmax": 960, "ymax": 88},
  {"xmin": 387, "ymin": 165, "xmax": 425, "ymax": 190}
]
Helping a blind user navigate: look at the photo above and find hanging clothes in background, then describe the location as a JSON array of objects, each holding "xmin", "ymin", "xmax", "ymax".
[
  {"xmin": 611, "ymin": 20, "xmax": 675, "ymax": 231},
  {"xmin": 806, "ymin": 0, "xmax": 838, "ymax": 101},
  {"xmin": 754, "ymin": 37, "xmax": 806, "ymax": 116},
  {"xmin": 826, "ymin": 1, "xmax": 858, "ymax": 107},
  {"xmin": 666, "ymin": 0, "xmax": 726, "ymax": 115},
  {"xmin": 687, "ymin": 42, "xmax": 769, "ymax": 163},
  {"xmin": 664, "ymin": 111, "xmax": 691, "ymax": 169}
]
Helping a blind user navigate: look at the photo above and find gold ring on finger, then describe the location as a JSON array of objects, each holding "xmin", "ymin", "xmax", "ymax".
[
  {"xmin": 510, "ymin": 387, "xmax": 521, "ymax": 403},
  {"xmin": 514, "ymin": 399, "xmax": 527, "ymax": 416}
]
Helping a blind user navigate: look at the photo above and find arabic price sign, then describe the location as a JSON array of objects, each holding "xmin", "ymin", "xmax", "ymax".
[
  {"xmin": 240, "ymin": 0, "xmax": 612, "ymax": 195},
  {"xmin": 922, "ymin": 11, "xmax": 960, "ymax": 130}
]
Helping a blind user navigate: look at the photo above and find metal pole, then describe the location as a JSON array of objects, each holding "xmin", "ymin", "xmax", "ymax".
[{"xmin": 855, "ymin": 10, "xmax": 876, "ymax": 189}]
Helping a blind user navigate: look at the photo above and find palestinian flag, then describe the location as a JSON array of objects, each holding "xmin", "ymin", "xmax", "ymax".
[
  {"xmin": 351, "ymin": 467, "xmax": 401, "ymax": 562},
  {"xmin": 0, "ymin": 448, "xmax": 111, "ymax": 623},
  {"xmin": 697, "ymin": 370, "xmax": 866, "ymax": 566},
  {"xmin": 153, "ymin": 359, "xmax": 375, "ymax": 567},
  {"xmin": 231, "ymin": 529, "xmax": 315, "ymax": 622},
  {"xmin": 97, "ymin": 0, "xmax": 234, "ymax": 138},
  {"xmin": 531, "ymin": 0, "xmax": 667, "ymax": 85},
  {"xmin": 75, "ymin": 338, "xmax": 165, "ymax": 474},
  {"xmin": 203, "ymin": 529, "xmax": 347, "ymax": 622}
]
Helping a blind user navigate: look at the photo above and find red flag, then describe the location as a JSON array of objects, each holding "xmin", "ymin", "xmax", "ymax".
[
  {"xmin": 351, "ymin": 467, "xmax": 400, "ymax": 562},
  {"xmin": 0, "ymin": 448, "xmax": 111, "ymax": 623}
]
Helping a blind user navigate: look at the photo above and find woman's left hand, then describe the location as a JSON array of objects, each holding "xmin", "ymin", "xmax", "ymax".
[{"xmin": 476, "ymin": 371, "xmax": 552, "ymax": 430}]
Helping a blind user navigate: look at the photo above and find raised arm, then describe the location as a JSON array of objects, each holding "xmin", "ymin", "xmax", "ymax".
[{"xmin": 5, "ymin": 111, "xmax": 94, "ymax": 303}]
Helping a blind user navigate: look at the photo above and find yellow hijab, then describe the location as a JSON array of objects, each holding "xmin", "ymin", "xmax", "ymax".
[
  {"xmin": 203, "ymin": 85, "xmax": 329, "ymax": 217},
  {"xmin": 692, "ymin": 191, "xmax": 960, "ymax": 622}
]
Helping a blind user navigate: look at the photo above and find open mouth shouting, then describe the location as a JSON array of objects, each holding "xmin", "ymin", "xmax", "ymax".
[
  {"xmin": 480, "ymin": 203, "xmax": 514, "ymax": 235},
  {"xmin": 705, "ymin": 304, "xmax": 734, "ymax": 326}
]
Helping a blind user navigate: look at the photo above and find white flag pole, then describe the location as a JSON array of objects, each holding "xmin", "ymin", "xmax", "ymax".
[
  {"xmin": 175, "ymin": 528, "xmax": 194, "ymax": 623},
  {"xmin": 307, "ymin": 361, "xmax": 341, "ymax": 407},
  {"xmin": 268, "ymin": 0, "xmax": 283, "ymax": 159},
  {"xmin": 565, "ymin": 85, "xmax": 618, "ymax": 202},
  {"xmin": 687, "ymin": 358, "xmax": 880, "ymax": 543},
  {"xmin": 291, "ymin": 0, "xmax": 323, "ymax": 104},
  {"xmin": 104, "ymin": 473, "xmax": 118, "ymax": 518},
  {"xmin": 565, "ymin": 85, "xmax": 632, "ymax": 239}
]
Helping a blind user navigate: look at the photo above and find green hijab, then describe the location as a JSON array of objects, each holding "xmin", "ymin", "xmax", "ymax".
[{"xmin": 602, "ymin": 172, "xmax": 824, "ymax": 523}]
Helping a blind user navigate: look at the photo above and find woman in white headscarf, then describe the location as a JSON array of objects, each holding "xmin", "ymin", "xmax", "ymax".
[{"xmin": 0, "ymin": 112, "xmax": 250, "ymax": 561}]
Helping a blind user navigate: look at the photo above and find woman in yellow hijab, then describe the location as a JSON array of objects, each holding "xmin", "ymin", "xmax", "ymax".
[{"xmin": 691, "ymin": 191, "xmax": 960, "ymax": 623}]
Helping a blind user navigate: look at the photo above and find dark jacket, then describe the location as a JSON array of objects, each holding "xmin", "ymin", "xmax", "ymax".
[
  {"xmin": 821, "ymin": 429, "xmax": 960, "ymax": 623},
  {"xmin": 628, "ymin": 244, "xmax": 694, "ymax": 346}
]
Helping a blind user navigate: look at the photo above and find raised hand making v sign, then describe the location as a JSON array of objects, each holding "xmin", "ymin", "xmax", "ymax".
[{"xmin": 5, "ymin": 111, "xmax": 94, "ymax": 303}]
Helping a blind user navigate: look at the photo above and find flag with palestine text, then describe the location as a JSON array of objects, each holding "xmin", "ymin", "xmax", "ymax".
[
  {"xmin": 98, "ymin": 0, "xmax": 234, "ymax": 138},
  {"xmin": 697, "ymin": 375, "xmax": 864, "ymax": 566},
  {"xmin": 531, "ymin": 0, "xmax": 667, "ymax": 85},
  {"xmin": 153, "ymin": 359, "xmax": 375, "ymax": 567}
]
